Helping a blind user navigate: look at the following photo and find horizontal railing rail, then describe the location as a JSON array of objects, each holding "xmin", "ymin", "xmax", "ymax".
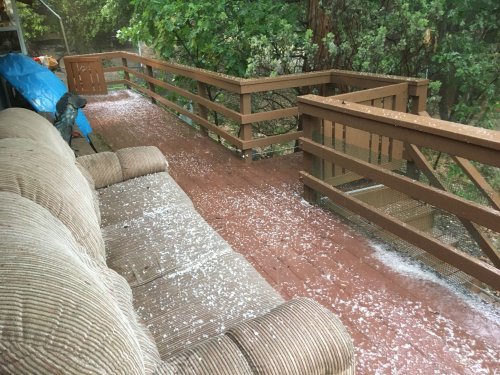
[
  {"xmin": 299, "ymin": 95, "xmax": 500, "ymax": 289},
  {"xmin": 65, "ymin": 51, "xmax": 428, "ymax": 161}
]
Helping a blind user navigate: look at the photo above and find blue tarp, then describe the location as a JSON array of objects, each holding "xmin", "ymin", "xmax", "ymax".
[{"xmin": 0, "ymin": 53, "xmax": 92, "ymax": 139}]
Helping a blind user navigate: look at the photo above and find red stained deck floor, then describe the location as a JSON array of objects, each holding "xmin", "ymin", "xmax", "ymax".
[{"xmin": 85, "ymin": 90, "xmax": 499, "ymax": 374}]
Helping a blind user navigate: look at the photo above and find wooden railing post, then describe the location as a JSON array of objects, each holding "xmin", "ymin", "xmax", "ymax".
[
  {"xmin": 410, "ymin": 82, "xmax": 428, "ymax": 115},
  {"xmin": 240, "ymin": 93, "xmax": 252, "ymax": 162},
  {"xmin": 122, "ymin": 57, "xmax": 131, "ymax": 89},
  {"xmin": 197, "ymin": 82, "xmax": 209, "ymax": 136},
  {"xmin": 145, "ymin": 65, "xmax": 156, "ymax": 104},
  {"xmin": 320, "ymin": 82, "xmax": 336, "ymax": 97},
  {"xmin": 406, "ymin": 82, "xmax": 425, "ymax": 178},
  {"xmin": 301, "ymin": 113, "xmax": 323, "ymax": 202}
]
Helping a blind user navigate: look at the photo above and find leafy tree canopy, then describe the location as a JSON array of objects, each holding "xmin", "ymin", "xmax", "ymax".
[
  {"xmin": 19, "ymin": 0, "xmax": 133, "ymax": 53},
  {"xmin": 120, "ymin": 0, "xmax": 304, "ymax": 77},
  {"xmin": 122, "ymin": 0, "xmax": 498, "ymax": 127},
  {"xmin": 20, "ymin": 0, "xmax": 498, "ymax": 127}
]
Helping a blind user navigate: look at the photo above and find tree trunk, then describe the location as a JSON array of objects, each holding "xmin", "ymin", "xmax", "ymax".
[{"xmin": 306, "ymin": 0, "xmax": 334, "ymax": 71}]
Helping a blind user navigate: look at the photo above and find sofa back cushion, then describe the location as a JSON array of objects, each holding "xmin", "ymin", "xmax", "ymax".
[
  {"xmin": 0, "ymin": 192, "xmax": 150, "ymax": 374},
  {"xmin": 0, "ymin": 107, "xmax": 75, "ymax": 163},
  {"xmin": 0, "ymin": 138, "xmax": 105, "ymax": 263}
]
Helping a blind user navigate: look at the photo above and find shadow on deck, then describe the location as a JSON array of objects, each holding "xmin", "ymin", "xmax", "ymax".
[{"xmin": 85, "ymin": 90, "xmax": 499, "ymax": 374}]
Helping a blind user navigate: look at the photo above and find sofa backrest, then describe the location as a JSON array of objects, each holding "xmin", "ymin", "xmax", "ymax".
[
  {"xmin": 0, "ymin": 107, "xmax": 75, "ymax": 163},
  {"xmin": 0, "ymin": 108, "xmax": 162, "ymax": 373},
  {"xmin": 0, "ymin": 137, "xmax": 105, "ymax": 263},
  {"xmin": 0, "ymin": 192, "xmax": 150, "ymax": 374}
]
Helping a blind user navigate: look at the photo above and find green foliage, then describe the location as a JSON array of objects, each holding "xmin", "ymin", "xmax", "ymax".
[
  {"xmin": 52, "ymin": 0, "xmax": 133, "ymax": 52},
  {"xmin": 431, "ymin": 0, "xmax": 499, "ymax": 125},
  {"xmin": 123, "ymin": 0, "xmax": 498, "ymax": 129},
  {"xmin": 121, "ymin": 0, "xmax": 302, "ymax": 77},
  {"xmin": 314, "ymin": 0, "xmax": 498, "ymax": 127},
  {"xmin": 17, "ymin": 1, "xmax": 51, "ymax": 41},
  {"xmin": 18, "ymin": 0, "xmax": 133, "ymax": 53}
]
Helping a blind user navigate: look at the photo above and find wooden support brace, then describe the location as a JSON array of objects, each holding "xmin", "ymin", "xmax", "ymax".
[
  {"xmin": 301, "ymin": 171, "xmax": 500, "ymax": 289},
  {"xmin": 451, "ymin": 156, "xmax": 500, "ymax": 211},
  {"xmin": 404, "ymin": 143, "xmax": 500, "ymax": 268}
]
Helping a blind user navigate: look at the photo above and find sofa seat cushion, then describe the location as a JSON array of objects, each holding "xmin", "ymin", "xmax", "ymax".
[
  {"xmin": 99, "ymin": 172, "xmax": 193, "ymax": 227},
  {"xmin": 0, "ymin": 138, "xmax": 105, "ymax": 263},
  {"xmin": 103, "ymin": 203, "xmax": 231, "ymax": 286},
  {"xmin": 0, "ymin": 192, "xmax": 157, "ymax": 374},
  {"xmin": 100, "ymin": 196, "xmax": 283, "ymax": 359},
  {"xmin": 132, "ymin": 251, "xmax": 283, "ymax": 359}
]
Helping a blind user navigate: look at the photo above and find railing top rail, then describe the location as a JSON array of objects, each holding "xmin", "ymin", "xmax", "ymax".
[
  {"xmin": 330, "ymin": 69, "xmax": 429, "ymax": 86},
  {"xmin": 299, "ymin": 95, "xmax": 500, "ymax": 153},
  {"xmin": 70, "ymin": 51, "xmax": 428, "ymax": 94},
  {"xmin": 329, "ymin": 82, "xmax": 409, "ymax": 103}
]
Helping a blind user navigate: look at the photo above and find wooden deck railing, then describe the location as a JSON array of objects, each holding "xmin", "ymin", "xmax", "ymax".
[
  {"xmin": 65, "ymin": 51, "xmax": 499, "ymax": 289},
  {"xmin": 64, "ymin": 51, "xmax": 428, "ymax": 161},
  {"xmin": 299, "ymin": 95, "xmax": 500, "ymax": 289}
]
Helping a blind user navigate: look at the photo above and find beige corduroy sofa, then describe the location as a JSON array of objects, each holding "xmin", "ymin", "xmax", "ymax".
[{"xmin": 0, "ymin": 107, "xmax": 355, "ymax": 374}]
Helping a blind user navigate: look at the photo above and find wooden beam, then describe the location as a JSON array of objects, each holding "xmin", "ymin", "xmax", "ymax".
[
  {"xmin": 123, "ymin": 66, "xmax": 242, "ymax": 123},
  {"xmin": 121, "ymin": 52, "xmax": 243, "ymax": 93},
  {"xmin": 300, "ymin": 171, "xmax": 500, "ymax": 289},
  {"xmin": 128, "ymin": 81, "xmax": 243, "ymax": 149},
  {"xmin": 103, "ymin": 66, "xmax": 123, "ymax": 73},
  {"xmin": 239, "ymin": 93, "xmax": 253, "ymax": 160},
  {"xmin": 242, "ymin": 131, "xmax": 303, "ymax": 149},
  {"xmin": 239, "ymin": 72, "xmax": 332, "ymax": 94},
  {"xmin": 299, "ymin": 138, "xmax": 500, "ymax": 232},
  {"xmin": 145, "ymin": 65, "xmax": 156, "ymax": 104},
  {"xmin": 330, "ymin": 83, "xmax": 409, "ymax": 104},
  {"xmin": 121, "ymin": 57, "xmax": 130, "ymax": 89},
  {"xmin": 197, "ymin": 81, "xmax": 209, "ymax": 136},
  {"xmin": 241, "ymin": 107, "xmax": 298, "ymax": 124},
  {"xmin": 405, "ymin": 143, "xmax": 500, "ymax": 268},
  {"xmin": 68, "ymin": 51, "xmax": 430, "ymax": 98},
  {"xmin": 452, "ymin": 156, "xmax": 500, "ymax": 211},
  {"xmin": 298, "ymin": 98, "xmax": 500, "ymax": 167}
]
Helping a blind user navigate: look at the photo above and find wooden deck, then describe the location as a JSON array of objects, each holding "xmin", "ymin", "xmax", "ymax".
[{"xmin": 85, "ymin": 90, "xmax": 499, "ymax": 374}]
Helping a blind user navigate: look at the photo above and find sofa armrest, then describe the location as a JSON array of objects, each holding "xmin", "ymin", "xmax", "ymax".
[
  {"xmin": 155, "ymin": 298, "xmax": 355, "ymax": 375},
  {"xmin": 77, "ymin": 146, "xmax": 168, "ymax": 189},
  {"xmin": 226, "ymin": 298, "xmax": 355, "ymax": 375},
  {"xmin": 155, "ymin": 336, "xmax": 254, "ymax": 375}
]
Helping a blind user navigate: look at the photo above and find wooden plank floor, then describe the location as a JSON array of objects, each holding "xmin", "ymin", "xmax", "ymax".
[{"xmin": 85, "ymin": 90, "xmax": 499, "ymax": 374}]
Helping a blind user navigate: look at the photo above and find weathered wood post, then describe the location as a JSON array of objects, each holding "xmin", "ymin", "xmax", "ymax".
[
  {"xmin": 239, "ymin": 93, "xmax": 252, "ymax": 163},
  {"xmin": 197, "ymin": 82, "xmax": 209, "ymax": 136},
  {"xmin": 300, "ymin": 112, "xmax": 323, "ymax": 203},
  {"xmin": 145, "ymin": 64, "xmax": 156, "ymax": 104},
  {"xmin": 409, "ymin": 81, "xmax": 428, "ymax": 115},
  {"xmin": 122, "ymin": 56, "xmax": 131, "ymax": 90},
  {"xmin": 406, "ymin": 81, "xmax": 428, "ymax": 180}
]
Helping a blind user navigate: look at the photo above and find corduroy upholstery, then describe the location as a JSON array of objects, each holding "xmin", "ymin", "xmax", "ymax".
[
  {"xmin": 226, "ymin": 298, "xmax": 356, "ymax": 375},
  {"xmin": 77, "ymin": 146, "xmax": 168, "ymax": 189},
  {"xmin": 158, "ymin": 336, "xmax": 254, "ymax": 375},
  {"xmin": 0, "ymin": 108, "xmax": 355, "ymax": 374},
  {"xmin": 0, "ymin": 138, "xmax": 106, "ymax": 263},
  {"xmin": 0, "ymin": 107, "xmax": 75, "ymax": 162},
  {"xmin": 0, "ymin": 192, "xmax": 150, "ymax": 374},
  {"xmin": 77, "ymin": 151, "xmax": 123, "ymax": 188},
  {"xmin": 116, "ymin": 146, "xmax": 168, "ymax": 181}
]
